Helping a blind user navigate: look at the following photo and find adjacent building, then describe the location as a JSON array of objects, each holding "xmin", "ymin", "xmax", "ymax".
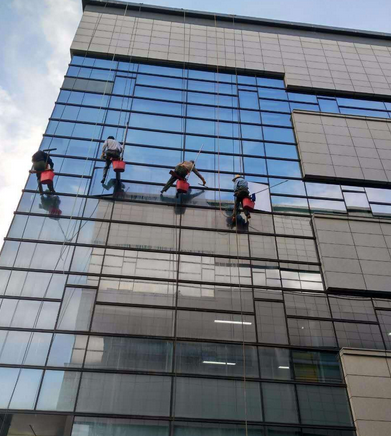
[{"xmin": 1, "ymin": 0, "xmax": 391, "ymax": 434}]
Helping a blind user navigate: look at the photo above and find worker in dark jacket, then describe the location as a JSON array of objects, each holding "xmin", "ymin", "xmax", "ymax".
[
  {"xmin": 161, "ymin": 160, "xmax": 206, "ymax": 194},
  {"xmin": 31, "ymin": 150, "xmax": 55, "ymax": 195},
  {"xmin": 100, "ymin": 136, "xmax": 123, "ymax": 183},
  {"xmin": 232, "ymin": 174, "xmax": 251, "ymax": 223}
]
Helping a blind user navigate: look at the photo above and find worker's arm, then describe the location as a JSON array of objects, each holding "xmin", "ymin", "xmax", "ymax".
[{"xmin": 192, "ymin": 167, "xmax": 206, "ymax": 185}]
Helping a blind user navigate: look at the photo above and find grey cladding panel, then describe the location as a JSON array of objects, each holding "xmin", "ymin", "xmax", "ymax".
[
  {"xmin": 313, "ymin": 215, "xmax": 391, "ymax": 292},
  {"xmin": 72, "ymin": 10, "xmax": 391, "ymax": 97},
  {"xmin": 293, "ymin": 111, "xmax": 391, "ymax": 185}
]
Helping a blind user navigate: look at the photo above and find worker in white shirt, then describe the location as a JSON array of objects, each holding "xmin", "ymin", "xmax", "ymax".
[{"xmin": 100, "ymin": 136, "xmax": 123, "ymax": 183}]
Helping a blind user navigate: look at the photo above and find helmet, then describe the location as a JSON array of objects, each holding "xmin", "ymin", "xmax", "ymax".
[{"xmin": 232, "ymin": 174, "xmax": 243, "ymax": 181}]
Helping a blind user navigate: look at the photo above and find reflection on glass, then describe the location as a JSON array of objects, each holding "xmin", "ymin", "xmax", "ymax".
[
  {"xmin": 72, "ymin": 417, "xmax": 169, "ymax": 436},
  {"xmin": 175, "ymin": 341, "xmax": 259, "ymax": 377},
  {"xmin": 259, "ymin": 347, "xmax": 292, "ymax": 380},
  {"xmin": 37, "ymin": 370, "xmax": 81, "ymax": 411},
  {"xmin": 85, "ymin": 336, "xmax": 172, "ymax": 372},
  {"xmin": 47, "ymin": 334, "xmax": 87, "ymax": 368},
  {"xmin": 263, "ymin": 382, "xmax": 299, "ymax": 423},
  {"xmin": 175, "ymin": 377, "xmax": 262, "ymax": 421},
  {"xmin": 292, "ymin": 350, "xmax": 342, "ymax": 383}
]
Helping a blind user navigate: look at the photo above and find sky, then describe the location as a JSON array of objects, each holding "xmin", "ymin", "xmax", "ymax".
[{"xmin": 0, "ymin": 0, "xmax": 390, "ymax": 247}]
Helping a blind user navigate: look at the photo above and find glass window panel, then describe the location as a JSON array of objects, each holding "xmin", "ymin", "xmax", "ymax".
[
  {"xmin": 335, "ymin": 322, "xmax": 385, "ymax": 349},
  {"xmin": 309, "ymin": 199, "xmax": 347, "ymax": 214},
  {"xmin": 175, "ymin": 341, "xmax": 259, "ymax": 377},
  {"xmin": 72, "ymin": 417, "xmax": 169, "ymax": 436},
  {"xmin": 0, "ymin": 367, "xmax": 20, "ymax": 408},
  {"xmin": 130, "ymin": 113, "xmax": 183, "ymax": 132},
  {"xmin": 337, "ymin": 97, "xmax": 386, "ymax": 110},
  {"xmin": 179, "ymin": 255, "xmax": 252, "ymax": 286},
  {"xmin": 239, "ymin": 91, "xmax": 259, "ymax": 109},
  {"xmin": 70, "ymin": 246, "xmax": 104, "ymax": 274},
  {"xmin": 277, "ymin": 238, "xmax": 318, "ymax": 263},
  {"xmin": 0, "ymin": 331, "xmax": 51, "ymax": 365},
  {"xmin": 274, "ymin": 216, "xmax": 313, "ymax": 237},
  {"xmin": 133, "ymin": 98, "xmax": 184, "ymax": 116},
  {"xmin": 135, "ymin": 86, "xmax": 184, "ymax": 102},
  {"xmin": 288, "ymin": 319, "xmax": 337, "ymax": 347},
  {"xmin": 292, "ymin": 350, "xmax": 342, "ymax": 383},
  {"xmin": 76, "ymin": 373, "xmax": 171, "ymax": 416},
  {"xmin": 258, "ymin": 88, "xmax": 287, "ymax": 100},
  {"xmin": 98, "ymin": 277, "xmax": 176, "ymax": 306},
  {"xmin": 102, "ymin": 249, "xmax": 178, "ymax": 279},
  {"xmin": 242, "ymin": 140, "xmax": 265, "ymax": 156},
  {"xmin": 240, "ymin": 110, "xmax": 261, "ymax": 124},
  {"xmin": 262, "ymin": 112, "xmax": 292, "ymax": 127},
  {"xmin": 6, "ymin": 413, "xmax": 73, "ymax": 436},
  {"xmin": 290, "ymin": 102, "xmax": 319, "ymax": 111},
  {"xmin": 365, "ymin": 187, "xmax": 391, "ymax": 203},
  {"xmin": 252, "ymin": 261, "xmax": 281, "ymax": 288},
  {"xmin": 85, "ymin": 336, "xmax": 172, "ymax": 372},
  {"xmin": 255, "ymin": 301, "xmax": 288, "ymax": 345},
  {"xmin": 288, "ymin": 93, "xmax": 317, "ymax": 103},
  {"xmin": 260, "ymin": 100, "xmax": 290, "ymax": 113},
  {"xmin": 270, "ymin": 179, "xmax": 305, "ymax": 196},
  {"xmin": 174, "ymin": 422, "xmax": 263, "ymax": 436},
  {"xmin": 371, "ymin": 203, "xmax": 391, "ymax": 216},
  {"xmin": 257, "ymin": 77, "xmax": 285, "ymax": 88},
  {"xmin": 263, "ymin": 128, "xmax": 295, "ymax": 143},
  {"xmin": 9, "ymin": 368, "xmax": 43, "ymax": 410},
  {"xmin": 128, "ymin": 128, "xmax": 183, "ymax": 148},
  {"xmin": 37, "ymin": 370, "xmax": 81, "ymax": 411},
  {"xmin": 56, "ymin": 288, "xmax": 96, "ymax": 331},
  {"xmin": 1, "ymin": 271, "xmax": 66, "ymax": 299},
  {"xmin": 340, "ymin": 107, "xmax": 388, "ymax": 118},
  {"xmin": 329, "ymin": 296, "xmax": 376, "ymax": 321},
  {"xmin": 297, "ymin": 385, "xmax": 353, "ymax": 426},
  {"xmin": 377, "ymin": 310, "xmax": 391, "ymax": 349},
  {"xmin": 177, "ymin": 310, "xmax": 256, "ymax": 342},
  {"xmin": 91, "ymin": 305, "xmax": 174, "ymax": 336},
  {"xmin": 244, "ymin": 157, "xmax": 267, "ymax": 175},
  {"xmin": 47, "ymin": 334, "xmax": 87, "ymax": 368},
  {"xmin": 0, "ymin": 299, "xmax": 59, "ymax": 329},
  {"xmin": 263, "ymin": 382, "xmax": 299, "ymax": 423},
  {"xmin": 318, "ymin": 98, "xmax": 340, "ymax": 113},
  {"xmin": 108, "ymin": 223, "xmax": 179, "ymax": 252},
  {"xmin": 258, "ymin": 347, "xmax": 292, "ymax": 380},
  {"xmin": 175, "ymin": 377, "xmax": 262, "ymax": 421},
  {"xmin": 285, "ymin": 292, "xmax": 330, "ymax": 318},
  {"xmin": 306, "ymin": 183, "xmax": 343, "ymax": 199},
  {"xmin": 138, "ymin": 74, "xmax": 184, "ymax": 89},
  {"xmin": 241, "ymin": 124, "xmax": 263, "ymax": 140},
  {"xmin": 344, "ymin": 192, "xmax": 370, "ymax": 210},
  {"xmin": 178, "ymin": 283, "xmax": 253, "ymax": 312},
  {"xmin": 113, "ymin": 77, "xmax": 134, "ymax": 95},
  {"xmin": 181, "ymin": 228, "xmax": 249, "ymax": 257}
]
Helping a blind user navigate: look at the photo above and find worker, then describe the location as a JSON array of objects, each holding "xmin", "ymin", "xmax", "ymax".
[
  {"xmin": 101, "ymin": 136, "xmax": 123, "ymax": 183},
  {"xmin": 31, "ymin": 150, "xmax": 55, "ymax": 195},
  {"xmin": 232, "ymin": 174, "xmax": 251, "ymax": 223},
  {"xmin": 161, "ymin": 160, "xmax": 206, "ymax": 194}
]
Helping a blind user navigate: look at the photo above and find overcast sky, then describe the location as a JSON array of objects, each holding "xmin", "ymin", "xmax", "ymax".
[{"xmin": 0, "ymin": 0, "xmax": 391, "ymax": 247}]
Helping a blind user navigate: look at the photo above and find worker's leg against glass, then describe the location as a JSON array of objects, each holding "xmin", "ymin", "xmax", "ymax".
[
  {"xmin": 161, "ymin": 175, "xmax": 177, "ymax": 193},
  {"xmin": 101, "ymin": 158, "xmax": 111, "ymax": 183},
  {"xmin": 36, "ymin": 174, "xmax": 44, "ymax": 195},
  {"xmin": 232, "ymin": 193, "xmax": 241, "ymax": 220}
]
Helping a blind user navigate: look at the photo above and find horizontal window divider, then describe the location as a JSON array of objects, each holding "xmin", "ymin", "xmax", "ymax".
[
  {"xmin": 64, "ymin": 75, "xmax": 114, "ymax": 84},
  {"xmin": 286, "ymin": 314, "xmax": 380, "ymax": 325},
  {"xmin": 0, "ymin": 294, "xmax": 61, "ymax": 303},
  {"xmin": 94, "ymin": 300, "xmax": 254, "ymax": 316}
]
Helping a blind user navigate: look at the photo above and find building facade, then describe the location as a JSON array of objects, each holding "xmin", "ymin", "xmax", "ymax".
[{"xmin": 0, "ymin": 1, "xmax": 391, "ymax": 435}]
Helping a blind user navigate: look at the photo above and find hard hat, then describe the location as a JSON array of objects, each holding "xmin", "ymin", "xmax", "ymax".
[{"xmin": 232, "ymin": 174, "xmax": 243, "ymax": 181}]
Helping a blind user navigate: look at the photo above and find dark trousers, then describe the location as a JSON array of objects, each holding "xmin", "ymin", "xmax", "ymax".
[
  {"xmin": 103, "ymin": 150, "xmax": 121, "ymax": 180},
  {"xmin": 162, "ymin": 165, "xmax": 188, "ymax": 192},
  {"xmin": 233, "ymin": 188, "xmax": 251, "ymax": 218}
]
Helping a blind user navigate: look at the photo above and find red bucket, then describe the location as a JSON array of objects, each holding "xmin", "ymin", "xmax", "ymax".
[
  {"xmin": 112, "ymin": 160, "xmax": 125, "ymax": 172},
  {"xmin": 243, "ymin": 197, "xmax": 255, "ymax": 211},
  {"xmin": 40, "ymin": 170, "xmax": 55, "ymax": 185},
  {"xmin": 176, "ymin": 179, "xmax": 189, "ymax": 194}
]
